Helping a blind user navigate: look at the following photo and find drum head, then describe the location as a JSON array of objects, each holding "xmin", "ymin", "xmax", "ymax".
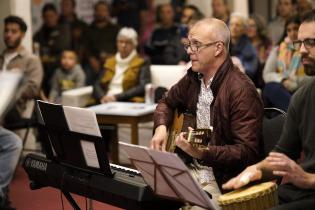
[{"xmin": 218, "ymin": 182, "xmax": 277, "ymax": 205}]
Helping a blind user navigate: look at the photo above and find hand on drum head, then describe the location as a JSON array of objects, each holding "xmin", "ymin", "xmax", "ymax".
[{"xmin": 222, "ymin": 164, "xmax": 263, "ymax": 190}]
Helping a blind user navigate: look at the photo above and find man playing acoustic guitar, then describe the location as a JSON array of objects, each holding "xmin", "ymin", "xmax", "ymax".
[{"xmin": 150, "ymin": 17, "xmax": 263, "ymax": 205}]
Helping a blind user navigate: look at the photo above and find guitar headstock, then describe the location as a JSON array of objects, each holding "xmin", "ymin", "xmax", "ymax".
[{"xmin": 187, "ymin": 128, "xmax": 212, "ymax": 146}]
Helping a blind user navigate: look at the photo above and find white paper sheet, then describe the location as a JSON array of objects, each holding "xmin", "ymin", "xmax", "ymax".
[
  {"xmin": 0, "ymin": 71, "xmax": 22, "ymax": 121},
  {"xmin": 80, "ymin": 140, "xmax": 100, "ymax": 168},
  {"xmin": 63, "ymin": 106, "xmax": 102, "ymax": 137}
]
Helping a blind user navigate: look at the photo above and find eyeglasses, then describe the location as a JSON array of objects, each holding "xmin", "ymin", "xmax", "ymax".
[
  {"xmin": 183, "ymin": 40, "xmax": 222, "ymax": 53},
  {"xmin": 293, "ymin": 38, "xmax": 315, "ymax": 50}
]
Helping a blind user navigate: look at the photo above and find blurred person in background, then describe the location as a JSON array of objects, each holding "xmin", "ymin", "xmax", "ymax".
[
  {"xmin": 180, "ymin": 5, "xmax": 204, "ymax": 39},
  {"xmin": 59, "ymin": 0, "xmax": 88, "ymax": 65},
  {"xmin": 211, "ymin": 0, "xmax": 230, "ymax": 24},
  {"xmin": 111, "ymin": 0, "xmax": 148, "ymax": 41},
  {"xmin": 247, "ymin": 14, "xmax": 273, "ymax": 88},
  {"xmin": 1, "ymin": 15, "xmax": 43, "ymax": 131},
  {"xmin": 268, "ymin": 0, "xmax": 297, "ymax": 45},
  {"xmin": 229, "ymin": 13, "xmax": 258, "ymax": 82},
  {"xmin": 179, "ymin": 5, "xmax": 204, "ymax": 64},
  {"xmin": 86, "ymin": 1, "xmax": 120, "ymax": 86},
  {"xmin": 297, "ymin": 0, "xmax": 313, "ymax": 15},
  {"xmin": 48, "ymin": 50, "xmax": 85, "ymax": 103},
  {"xmin": 144, "ymin": 3, "xmax": 185, "ymax": 65},
  {"xmin": 34, "ymin": 3, "xmax": 71, "ymax": 95},
  {"xmin": 93, "ymin": 27, "xmax": 150, "ymax": 104},
  {"xmin": 263, "ymin": 15, "xmax": 307, "ymax": 111}
]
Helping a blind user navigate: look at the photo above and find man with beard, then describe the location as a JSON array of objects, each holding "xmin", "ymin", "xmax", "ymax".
[
  {"xmin": 86, "ymin": 1, "xmax": 120, "ymax": 85},
  {"xmin": 223, "ymin": 9, "xmax": 315, "ymax": 210},
  {"xmin": 0, "ymin": 15, "xmax": 40, "ymax": 210},
  {"xmin": 0, "ymin": 16, "xmax": 43, "ymax": 130}
]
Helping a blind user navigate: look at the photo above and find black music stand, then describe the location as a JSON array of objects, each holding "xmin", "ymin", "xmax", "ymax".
[
  {"xmin": 120, "ymin": 142, "xmax": 219, "ymax": 210},
  {"xmin": 37, "ymin": 100, "xmax": 112, "ymax": 210}
]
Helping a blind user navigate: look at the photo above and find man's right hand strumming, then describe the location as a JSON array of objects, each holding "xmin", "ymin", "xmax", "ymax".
[{"xmin": 150, "ymin": 125, "xmax": 167, "ymax": 151}]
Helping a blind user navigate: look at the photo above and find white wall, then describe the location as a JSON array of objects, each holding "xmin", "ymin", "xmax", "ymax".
[
  {"xmin": 0, "ymin": 0, "xmax": 11, "ymax": 52},
  {"xmin": 232, "ymin": 0, "xmax": 249, "ymax": 17}
]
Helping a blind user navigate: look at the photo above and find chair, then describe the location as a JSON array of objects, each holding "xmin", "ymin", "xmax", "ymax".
[
  {"xmin": 150, "ymin": 65, "xmax": 188, "ymax": 89},
  {"xmin": 3, "ymin": 101, "xmax": 41, "ymax": 152},
  {"xmin": 262, "ymin": 107, "xmax": 286, "ymax": 157}
]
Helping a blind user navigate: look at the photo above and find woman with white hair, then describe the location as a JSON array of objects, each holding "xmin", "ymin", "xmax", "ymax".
[
  {"xmin": 229, "ymin": 13, "xmax": 259, "ymax": 83},
  {"xmin": 93, "ymin": 27, "xmax": 151, "ymax": 103}
]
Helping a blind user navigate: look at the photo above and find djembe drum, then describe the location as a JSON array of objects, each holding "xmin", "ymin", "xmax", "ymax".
[{"xmin": 218, "ymin": 182, "xmax": 278, "ymax": 210}]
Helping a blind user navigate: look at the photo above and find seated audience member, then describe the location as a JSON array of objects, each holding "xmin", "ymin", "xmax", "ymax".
[
  {"xmin": 34, "ymin": 3, "xmax": 71, "ymax": 95},
  {"xmin": 86, "ymin": 1, "xmax": 120, "ymax": 85},
  {"xmin": 48, "ymin": 50, "xmax": 85, "ymax": 103},
  {"xmin": 151, "ymin": 18, "xmax": 263, "ymax": 205},
  {"xmin": 263, "ymin": 15, "xmax": 307, "ymax": 111},
  {"xmin": 297, "ymin": 0, "xmax": 313, "ymax": 15},
  {"xmin": 268, "ymin": 0, "xmax": 297, "ymax": 45},
  {"xmin": 0, "ymin": 16, "xmax": 43, "ymax": 135},
  {"xmin": 180, "ymin": 5, "xmax": 204, "ymax": 37},
  {"xmin": 0, "ymin": 127, "xmax": 22, "ymax": 210},
  {"xmin": 93, "ymin": 27, "xmax": 150, "ymax": 103},
  {"xmin": 144, "ymin": 3, "xmax": 185, "ymax": 65},
  {"xmin": 223, "ymin": 11, "xmax": 315, "ymax": 210},
  {"xmin": 59, "ymin": 0, "xmax": 88, "ymax": 64},
  {"xmin": 111, "ymin": 0, "xmax": 148, "ymax": 38},
  {"xmin": 179, "ymin": 5, "xmax": 204, "ymax": 64},
  {"xmin": 211, "ymin": 0, "xmax": 230, "ymax": 24},
  {"xmin": 247, "ymin": 14, "xmax": 273, "ymax": 88},
  {"xmin": 229, "ymin": 13, "xmax": 259, "ymax": 81}
]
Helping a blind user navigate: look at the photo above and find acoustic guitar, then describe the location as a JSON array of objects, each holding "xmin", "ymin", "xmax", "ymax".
[{"xmin": 165, "ymin": 109, "xmax": 212, "ymax": 163}]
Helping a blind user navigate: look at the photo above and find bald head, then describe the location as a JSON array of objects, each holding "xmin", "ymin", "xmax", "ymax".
[{"xmin": 191, "ymin": 18, "xmax": 230, "ymax": 51}]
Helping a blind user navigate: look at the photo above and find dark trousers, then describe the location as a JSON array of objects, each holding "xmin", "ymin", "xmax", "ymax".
[
  {"xmin": 263, "ymin": 82, "xmax": 291, "ymax": 112},
  {"xmin": 270, "ymin": 184, "xmax": 315, "ymax": 210}
]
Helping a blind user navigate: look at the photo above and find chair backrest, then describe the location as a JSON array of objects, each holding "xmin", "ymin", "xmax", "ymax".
[
  {"xmin": 263, "ymin": 107, "xmax": 286, "ymax": 157},
  {"xmin": 150, "ymin": 65, "xmax": 188, "ymax": 89}
]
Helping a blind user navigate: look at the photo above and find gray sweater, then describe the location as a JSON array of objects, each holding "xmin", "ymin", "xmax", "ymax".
[{"xmin": 49, "ymin": 64, "xmax": 86, "ymax": 102}]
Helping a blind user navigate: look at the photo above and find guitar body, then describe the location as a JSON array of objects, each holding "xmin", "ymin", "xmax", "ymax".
[{"xmin": 165, "ymin": 110, "xmax": 211, "ymax": 164}]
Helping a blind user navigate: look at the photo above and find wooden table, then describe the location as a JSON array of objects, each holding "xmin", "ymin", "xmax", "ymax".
[{"xmin": 89, "ymin": 102, "xmax": 156, "ymax": 163}]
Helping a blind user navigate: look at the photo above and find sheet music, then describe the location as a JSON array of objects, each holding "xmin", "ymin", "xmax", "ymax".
[
  {"xmin": 0, "ymin": 71, "xmax": 22, "ymax": 121},
  {"xmin": 119, "ymin": 142, "xmax": 218, "ymax": 210},
  {"xmin": 63, "ymin": 106, "xmax": 101, "ymax": 137},
  {"xmin": 80, "ymin": 140, "xmax": 100, "ymax": 168}
]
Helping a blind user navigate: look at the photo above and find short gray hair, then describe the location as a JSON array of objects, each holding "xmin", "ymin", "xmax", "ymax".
[
  {"xmin": 117, "ymin": 27, "xmax": 138, "ymax": 46},
  {"xmin": 193, "ymin": 18, "xmax": 230, "ymax": 51},
  {"xmin": 230, "ymin": 12, "xmax": 248, "ymax": 28}
]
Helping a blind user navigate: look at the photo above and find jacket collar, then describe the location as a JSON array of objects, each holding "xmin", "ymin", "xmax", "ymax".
[
  {"xmin": 1, "ymin": 45, "xmax": 27, "ymax": 58},
  {"xmin": 187, "ymin": 56, "xmax": 234, "ymax": 97},
  {"xmin": 210, "ymin": 56, "xmax": 234, "ymax": 97}
]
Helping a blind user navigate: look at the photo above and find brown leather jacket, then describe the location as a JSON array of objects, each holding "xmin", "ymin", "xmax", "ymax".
[{"xmin": 154, "ymin": 57, "xmax": 264, "ymax": 188}]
